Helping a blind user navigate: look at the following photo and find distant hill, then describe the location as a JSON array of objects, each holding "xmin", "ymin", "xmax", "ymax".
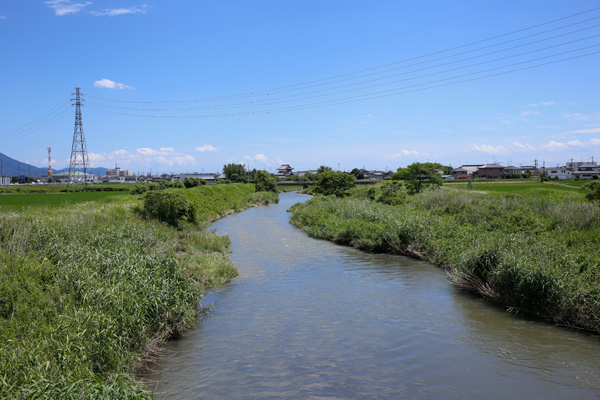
[{"xmin": 0, "ymin": 152, "xmax": 108, "ymax": 177}]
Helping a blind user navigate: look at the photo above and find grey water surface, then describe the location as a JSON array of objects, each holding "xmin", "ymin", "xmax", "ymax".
[{"xmin": 148, "ymin": 192, "xmax": 600, "ymax": 399}]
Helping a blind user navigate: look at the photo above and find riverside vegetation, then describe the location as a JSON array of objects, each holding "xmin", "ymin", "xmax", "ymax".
[
  {"xmin": 0, "ymin": 183, "xmax": 278, "ymax": 399},
  {"xmin": 290, "ymin": 181, "xmax": 600, "ymax": 333}
]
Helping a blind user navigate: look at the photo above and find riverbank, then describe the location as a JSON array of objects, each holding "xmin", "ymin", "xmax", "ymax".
[
  {"xmin": 0, "ymin": 184, "xmax": 274, "ymax": 399},
  {"xmin": 289, "ymin": 185, "xmax": 600, "ymax": 333}
]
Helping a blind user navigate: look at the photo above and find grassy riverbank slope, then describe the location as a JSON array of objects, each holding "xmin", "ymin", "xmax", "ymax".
[
  {"xmin": 290, "ymin": 184, "xmax": 600, "ymax": 333},
  {"xmin": 0, "ymin": 183, "xmax": 268, "ymax": 399}
]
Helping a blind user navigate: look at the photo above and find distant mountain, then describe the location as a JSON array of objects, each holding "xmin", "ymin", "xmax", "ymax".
[{"xmin": 0, "ymin": 152, "xmax": 109, "ymax": 177}]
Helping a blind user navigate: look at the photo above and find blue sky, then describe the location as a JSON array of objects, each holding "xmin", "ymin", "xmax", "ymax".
[{"xmin": 1, "ymin": 1, "xmax": 599, "ymax": 175}]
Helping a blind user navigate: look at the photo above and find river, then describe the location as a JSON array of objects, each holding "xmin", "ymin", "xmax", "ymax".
[{"xmin": 147, "ymin": 192, "xmax": 600, "ymax": 399}]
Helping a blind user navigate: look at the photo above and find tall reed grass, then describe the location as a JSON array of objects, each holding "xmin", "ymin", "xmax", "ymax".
[
  {"xmin": 0, "ymin": 184, "xmax": 259, "ymax": 398},
  {"xmin": 290, "ymin": 187, "xmax": 600, "ymax": 333}
]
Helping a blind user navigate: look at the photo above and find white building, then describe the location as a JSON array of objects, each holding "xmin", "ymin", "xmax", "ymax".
[
  {"xmin": 546, "ymin": 166, "xmax": 574, "ymax": 180},
  {"xmin": 180, "ymin": 172, "xmax": 217, "ymax": 183}
]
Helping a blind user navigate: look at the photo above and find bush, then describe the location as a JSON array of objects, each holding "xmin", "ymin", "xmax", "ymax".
[
  {"xmin": 254, "ymin": 170, "xmax": 278, "ymax": 193},
  {"xmin": 376, "ymin": 181, "xmax": 408, "ymax": 205},
  {"xmin": 313, "ymin": 170, "xmax": 355, "ymax": 197},
  {"xmin": 142, "ymin": 191, "xmax": 196, "ymax": 227},
  {"xmin": 183, "ymin": 177, "xmax": 207, "ymax": 188}
]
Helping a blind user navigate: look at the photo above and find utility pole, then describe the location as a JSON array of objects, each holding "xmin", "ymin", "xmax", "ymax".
[
  {"xmin": 48, "ymin": 147, "xmax": 53, "ymax": 179},
  {"xmin": 68, "ymin": 88, "xmax": 90, "ymax": 185}
]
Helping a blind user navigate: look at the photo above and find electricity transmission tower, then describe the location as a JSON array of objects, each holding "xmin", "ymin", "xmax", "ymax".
[{"xmin": 68, "ymin": 88, "xmax": 90, "ymax": 184}]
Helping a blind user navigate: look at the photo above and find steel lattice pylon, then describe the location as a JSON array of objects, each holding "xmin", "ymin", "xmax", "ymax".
[{"xmin": 68, "ymin": 87, "xmax": 90, "ymax": 184}]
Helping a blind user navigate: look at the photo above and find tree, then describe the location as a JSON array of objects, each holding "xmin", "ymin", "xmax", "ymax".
[
  {"xmin": 313, "ymin": 170, "xmax": 355, "ymax": 197},
  {"xmin": 317, "ymin": 165, "xmax": 333, "ymax": 174},
  {"xmin": 254, "ymin": 170, "xmax": 278, "ymax": 193},
  {"xmin": 392, "ymin": 162, "xmax": 443, "ymax": 194},
  {"xmin": 183, "ymin": 177, "xmax": 207, "ymax": 188},
  {"xmin": 161, "ymin": 173, "xmax": 170, "ymax": 181},
  {"xmin": 223, "ymin": 163, "xmax": 247, "ymax": 182},
  {"xmin": 585, "ymin": 181, "xmax": 600, "ymax": 205},
  {"xmin": 376, "ymin": 181, "xmax": 408, "ymax": 205},
  {"xmin": 350, "ymin": 168, "xmax": 365, "ymax": 180}
]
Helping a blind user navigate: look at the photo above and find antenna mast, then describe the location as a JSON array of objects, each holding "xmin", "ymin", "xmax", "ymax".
[{"xmin": 68, "ymin": 88, "xmax": 90, "ymax": 184}]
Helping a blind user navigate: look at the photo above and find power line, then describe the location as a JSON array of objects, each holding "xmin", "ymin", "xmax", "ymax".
[
  {"xmin": 85, "ymin": 27, "xmax": 600, "ymax": 113},
  {"xmin": 85, "ymin": 6, "xmax": 600, "ymax": 105}
]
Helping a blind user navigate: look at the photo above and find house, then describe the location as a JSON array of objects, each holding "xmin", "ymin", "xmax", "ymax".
[
  {"xmin": 503, "ymin": 166, "xmax": 523, "ymax": 177},
  {"xmin": 477, "ymin": 164, "xmax": 505, "ymax": 179},
  {"xmin": 570, "ymin": 162, "xmax": 599, "ymax": 179},
  {"xmin": 546, "ymin": 166, "xmax": 574, "ymax": 180},
  {"xmin": 450, "ymin": 167, "xmax": 471, "ymax": 179},
  {"xmin": 180, "ymin": 172, "xmax": 217, "ymax": 183},
  {"xmin": 275, "ymin": 164, "xmax": 294, "ymax": 179}
]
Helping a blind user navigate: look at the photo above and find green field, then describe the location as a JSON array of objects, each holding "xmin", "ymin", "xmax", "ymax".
[
  {"xmin": 0, "ymin": 190, "xmax": 130, "ymax": 211},
  {"xmin": 447, "ymin": 180, "xmax": 584, "ymax": 194}
]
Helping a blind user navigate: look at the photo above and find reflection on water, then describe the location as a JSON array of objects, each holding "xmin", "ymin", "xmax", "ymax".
[{"xmin": 147, "ymin": 193, "xmax": 600, "ymax": 399}]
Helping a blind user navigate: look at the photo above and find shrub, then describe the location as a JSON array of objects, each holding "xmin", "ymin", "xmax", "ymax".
[
  {"xmin": 183, "ymin": 177, "xmax": 207, "ymax": 188},
  {"xmin": 254, "ymin": 170, "xmax": 278, "ymax": 193},
  {"xmin": 313, "ymin": 170, "xmax": 355, "ymax": 197},
  {"xmin": 142, "ymin": 191, "xmax": 196, "ymax": 227}
]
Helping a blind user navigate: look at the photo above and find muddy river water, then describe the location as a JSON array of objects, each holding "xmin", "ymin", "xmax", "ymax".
[{"xmin": 148, "ymin": 192, "xmax": 600, "ymax": 399}]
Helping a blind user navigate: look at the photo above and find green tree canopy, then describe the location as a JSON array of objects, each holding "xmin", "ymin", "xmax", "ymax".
[
  {"xmin": 223, "ymin": 163, "xmax": 247, "ymax": 182},
  {"xmin": 313, "ymin": 170, "xmax": 355, "ymax": 197},
  {"xmin": 350, "ymin": 168, "xmax": 365, "ymax": 180},
  {"xmin": 585, "ymin": 181, "xmax": 600, "ymax": 205},
  {"xmin": 317, "ymin": 165, "xmax": 333, "ymax": 174},
  {"xmin": 254, "ymin": 170, "xmax": 278, "ymax": 193},
  {"xmin": 391, "ymin": 162, "xmax": 443, "ymax": 194}
]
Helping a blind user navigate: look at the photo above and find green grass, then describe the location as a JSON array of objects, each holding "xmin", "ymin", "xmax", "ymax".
[
  {"xmin": 0, "ymin": 183, "xmax": 260, "ymax": 399},
  {"xmin": 448, "ymin": 181, "xmax": 582, "ymax": 194},
  {"xmin": 0, "ymin": 191, "xmax": 130, "ymax": 211},
  {"xmin": 290, "ymin": 184, "xmax": 600, "ymax": 333}
]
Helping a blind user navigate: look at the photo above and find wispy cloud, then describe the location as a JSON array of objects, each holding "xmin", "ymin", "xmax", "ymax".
[
  {"xmin": 520, "ymin": 110, "xmax": 540, "ymax": 117},
  {"xmin": 566, "ymin": 128, "xmax": 600, "ymax": 134},
  {"xmin": 472, "ymin": 144, "xmax": 507, "ymax": 154},
  {"xmin": 89, "ymin": 148, "xmax": 195, "ymax": 168},
  {"xmin": 93, "ymin": 78, "xmax": 134, "ymax": 90},
  {"xmin": 0, "ymin": 16, "xmax": 6, "ymax": 20},
  {"xmin": 45, "ymin": 0, "xmax": 91, "ymax": 16},
  {"xmin": 90, "ymin": 5, "xmax": 148, "ymax": 17},
  {"xmin": 385, "ymin": 150, "xmax": 419, "ymax": 158},
  {"xmin": 244, "ymin": 153, "xmax": 282, "ymax": 167},
  {"xmin": 543, "ymin": 138, "xmax": 600, "ymax": 151},
  {"xmin": 196, "ymin": 144, "xmax": 218, "ymax": 152}
]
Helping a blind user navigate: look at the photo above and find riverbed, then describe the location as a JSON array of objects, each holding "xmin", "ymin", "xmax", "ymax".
[{"xmin": 147, "ymin": 192, "xmax": 600, "ymax": 399}]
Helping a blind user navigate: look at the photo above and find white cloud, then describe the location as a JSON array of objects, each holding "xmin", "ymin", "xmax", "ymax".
[
  {"xmin": 564, "ymin": 113, "xmax": 583, "ymax": 118},
  {"xmin": 386, "ymin": 150, "xmax": 419, "ymax": 158},
  {"xmin": 93, "ymin": 78, "xmax": 134, "ymax": 90},
  {"xmin": 567, "ymin": 128, "xmax": 600, "ymax": 134},
  {"xmin": 45, "ymin": 0, "xmax": 91, "ymax": 16},
  {"xmin": 195, "ymin": 144, "xmax": 218, "ymax": 152},
  {"xmin": 520, "ymin": 110, "xmax": 540, "ymax": 117},
  {"xmin": 541, "ymin": 101, "xmax": 555, "ymax": 106},
  {"xmin": 567, "ymin": 140, "xmax": 584, "ymax": 147},
  {"xmin": 88, "ymin": 152, "xmax": 106, "ymax": 162},
  {"xmin": 159, "ymin": 147, "xmax": 174, "ymax": 152},
  {"xmin": 243, "ymin": 153, "xmax": 281, "ymax": 167},
  {"xmin": 137, "ymin": 147, "xmax": 157, "ymax": 156},
  {"xmin": 511, "ymin": 142, "xmax": 535, "ymax": 152},
  {"xmin": 0, "ymin": 16, "xmax": 6, "ymax": 20},
  {"xmin": 499, "ymin": 120, "xmax": 512, "ymax": 125},
  {"xmin": 472, "ymin": 144, "xmax": 507, "ymax": 154},
  {"xmin": 90, "ymin": 5, "xmax": 148, "ymax": 17},
  {"xmin": 590, "ymin": 138, "xmax": 600, "ymax": 146}
]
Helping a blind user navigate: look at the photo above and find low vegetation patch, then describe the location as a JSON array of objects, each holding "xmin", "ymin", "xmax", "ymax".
[
  {"xmin": 290, "ymin": 184, "xmax": 600, "ymax": 333},
  {"xmin": 0, "ymin": 183, "xmax": 262, "ymax": 398}
]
